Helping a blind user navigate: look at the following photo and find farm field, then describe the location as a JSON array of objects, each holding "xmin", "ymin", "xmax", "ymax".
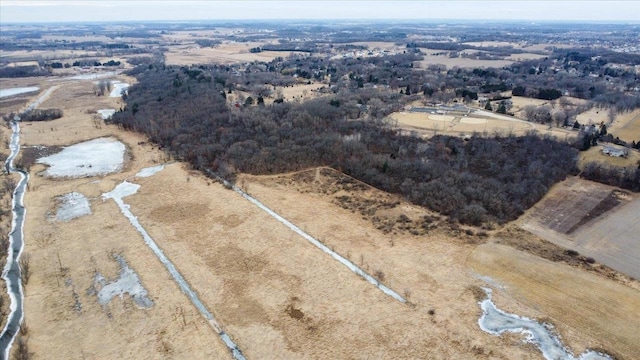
[
  {"xmin": 164, "ymin": 42, "xmax": 309, "ymax": 65},
  {"xmin": 2, "ymin": 76, "xmax": 638, "ymax": 359},
  {"xmin": 520, "ymin": 177, "xmax": 640, "ymax": 280}
]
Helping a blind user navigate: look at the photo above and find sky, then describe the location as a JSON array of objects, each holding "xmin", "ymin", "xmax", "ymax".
[{"xmin": 1, "ymin": 0, "xmax": 639, "ymax": 23}]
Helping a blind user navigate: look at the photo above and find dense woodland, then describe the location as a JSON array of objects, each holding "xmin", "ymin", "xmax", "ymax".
[{"xmin": 110, "ymin": 65, "xmax": 580, "ymax": 225}]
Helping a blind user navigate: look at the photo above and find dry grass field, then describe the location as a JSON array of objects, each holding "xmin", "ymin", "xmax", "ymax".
[
  {"xmin": 610, "ymin": 109, "xmax": 640, "ymax": 143},
  {"xmin": 467, "ymin": 243, "xmax": 640, "ymax": 360},
  {"xmin": 577, "ymin": 145, "xmax": 640, "ymax": 169},
  {"xmin": 390, "ymin": 108, "xmax": 576, "ymax": 140},
  {"xmin": 462, "ymin": 41, "xmax": 523, "ymax": 48},
  {"xmin": 576, "ymin": 107, "xmax": 611, "ymax": 125},
  {"xmin": 510, "ymin": 96, "xmax": 551, "ymax": 113},
  {"xmin": 416, "ymin": 53, "xmax": 514, "ymax": 70},
  {"xmin": 164, "ymin": 42, "xmax": 309, "ymax": 65},
  {"xmin": 505, "ymin": 53, "xmax": 548, "ymax": 61},
  {"xmin": 1, "ymin": 73, "xmax": 639, "ymax": 359},
  {"xmin": 0, "ymin": 49, "xmax": 103, "ymax": 63}
]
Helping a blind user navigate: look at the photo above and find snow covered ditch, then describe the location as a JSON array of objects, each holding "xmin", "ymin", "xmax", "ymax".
[
  {"xmin": 37, "ymin": 137, "xmax": 125, "ymax": 178},
  {"xmin": 102, "ymin": 180, "xmax": 245, "ymax": 360},
  {"xmin": 54, "ymin": 192, "xmax": 91, "ymax": 222},
  {"xmin": 478, "ymin": 288, "xmax": 612, "ymax": 360},
  {"xmin": 0, "ymin": 87, "xmax": 40, "ymax": 98}
]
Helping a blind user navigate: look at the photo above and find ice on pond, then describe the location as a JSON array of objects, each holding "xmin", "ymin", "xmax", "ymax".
[
  {"xmin": 97, "ymin": 109, "xmax": 116, "ymax": 120},
  {"xmin": 135, "ymin": 164, "xmax": 164, "ymax": 178},
  {"xmin": 0, "ymin": 87, "xmax": 40, "ymax": 98},
  {"xmin": 55, "ymin": 192, "xmax": 91, "ymax": 222},
  {"xmin": 63, "ymin": 71, "xmax": 116, "ymax": 81},
  {"xmin": 478, "ymin": 288, "xmax": 612, "ymax": 360},
  {"xmin": 109, "ymin": 81, "xmax": 129, "ymax": 97},
  {"xmin": 37, "ymin": 137, "xmax": 125, "ymax": 178},
  {"xmin": 88, "ymin": 254, "xmax": 153, "ymax": 309}
]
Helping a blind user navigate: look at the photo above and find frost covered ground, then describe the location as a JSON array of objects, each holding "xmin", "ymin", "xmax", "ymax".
[
  {"xmin": 54, "ymin": 192, "xmax": 91, "ymax": 222},
  {"xmin": 37, "ymin": 137, "xmax": 125, "ymax": 178},
  {"xmin": 0, "ymin": 87, "xmax": 39, "ymax": 98}
]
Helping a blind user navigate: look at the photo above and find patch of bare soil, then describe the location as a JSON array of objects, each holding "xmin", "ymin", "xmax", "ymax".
[
  {"xmin": 566, "ymin": 189, "xmax": 627, "ymax": 234},
  {"xmin": 519, "ymin": 176, "xmax": 640, "ymax": 281},
  {"xmin": 494, "ymin": 225, "xmax": 638, "ymax": 289}
]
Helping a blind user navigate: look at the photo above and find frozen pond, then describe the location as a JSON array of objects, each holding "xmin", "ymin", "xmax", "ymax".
[
  {"xmin": 0, "ymin": 87, "xmax": 40, "ymax": 98},
  {"xmin": 54, "ymin": 192, "xmax": 91, "ymax": 222},
  {"xmin": 135, "ymin": 164, "xmax": 165, "ymax": 177},
  {"xmin": 37, "ymin": 137, "xmax": 125, "ymax": 178},
  {"xmin": 97, "ymin": 109, "xmax": 116, "ymax": 120},
  {"xmin": 478, "ymin": 288, "xmax": 612, "ymax": 360},
  {"xmin": 109, "ymin": 81, "xmax": 129, "ymax": 97},
  {"xmin": 48, "ymin": 71, "xmax": 117, "ymax": 81},
  {"xmin": 88, "ymin": 254, "xmax": 153, "ymax": 309}
]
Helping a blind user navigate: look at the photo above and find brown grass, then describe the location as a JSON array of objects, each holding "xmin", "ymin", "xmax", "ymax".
[
  {"xmin": 4, "ymin": 73, "xmax": 639, "ymax": 360},
  {"xmin": 165, "ymin": 42, "xmax": 309, "ymax": 65}
]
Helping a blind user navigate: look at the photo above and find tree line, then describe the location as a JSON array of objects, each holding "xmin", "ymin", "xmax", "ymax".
[{"xmin": 109, "ymin": 65, "xmax": 579, "ymax": 226}]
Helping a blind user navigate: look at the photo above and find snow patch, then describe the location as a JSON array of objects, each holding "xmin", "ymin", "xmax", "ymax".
[
  {"xmin": 0, "ymin": 87, "xmax": 39, "ymax": 98},
  {"xmin": 109, "ymin": 81, "xmax": 129, "ymax": 97},
  {"xmin": 102, "ymin": 181, "xmax": 140, "ymax": 200},
  {"xmin": 88, "ymin": 254, "xmax": 153, "ymax": 309},
  {"xmin": 478, "ymin": 288, "xmax": 612, "ymax": 360},
  {"xmin": 37, "ymin": 137, "xmax": 125, "ymax": 178},
  {"xmin": 135, "ymin": 164, "xmax": 165, "ymax": 178},
  {"xmin": 97, "ymin": 109, "xmax": 116, "ymax": 120},
  {"xmin": 55, "ymin": 192, "xmax": 91, "ymax": 222}
]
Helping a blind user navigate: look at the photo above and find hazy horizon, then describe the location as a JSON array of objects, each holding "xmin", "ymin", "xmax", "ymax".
[{"xmin": 1, "ymin": 0, "xmax": 639, "ymax": 24}]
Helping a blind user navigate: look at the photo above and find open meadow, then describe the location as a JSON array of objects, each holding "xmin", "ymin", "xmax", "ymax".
[
  {"xmin": 165, "ymin": 42, "xmax": 309, "ymax": 65},
  {"xmin": 390, "ymin": 105, "xmax": 577, "ymax": 140}
]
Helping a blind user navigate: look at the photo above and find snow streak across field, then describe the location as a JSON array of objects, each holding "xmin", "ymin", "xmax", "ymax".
[{"xmin": 103, "ymin": 181, "xmax": 246, "ymax": 360}]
